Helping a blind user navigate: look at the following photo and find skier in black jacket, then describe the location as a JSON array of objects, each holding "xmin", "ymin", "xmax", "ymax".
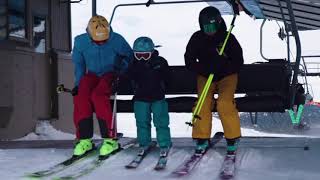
[
  {"xmin": 185, "ymin": 6, "xmax": 243, "ymax": 157},
  {"xmin": 128, "ymin": 36, "xmax": 172, "ymax": 157}
]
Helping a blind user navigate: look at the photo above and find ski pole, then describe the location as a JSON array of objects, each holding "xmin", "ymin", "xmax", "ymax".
[
  {"xmin": 109, "ymin": 76, "xmax": 120, "ymax": 139},
  {"xmin": 187, "ymin": 74, "xmax": 214, "ymax": 126},
  {"xmin": 109, "ymin": 55, "xmax": 126, "ymax": 138}
]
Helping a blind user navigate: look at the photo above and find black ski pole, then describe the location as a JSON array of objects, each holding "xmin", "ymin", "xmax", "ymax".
[{"xmin": 109, "ymin": 55, "xmax": 126, "ymax": 139}]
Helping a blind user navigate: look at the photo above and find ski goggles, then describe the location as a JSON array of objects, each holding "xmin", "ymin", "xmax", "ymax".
[
  {"xmin": 134, "ymin": 51, "xmax": 152, "ymax": 60},
  {"xmin": 203, "ymin": 22, "xmax": 218, "ymax": 34}
]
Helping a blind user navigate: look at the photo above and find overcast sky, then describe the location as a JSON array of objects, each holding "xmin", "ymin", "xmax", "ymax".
[{"xmin": 71, "ymin": 0, "xmax": 320, "ymax": 65}]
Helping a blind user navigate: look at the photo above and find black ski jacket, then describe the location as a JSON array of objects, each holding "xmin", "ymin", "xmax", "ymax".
[
  {"xmin": 128, "ymin": 50, "xmax": 169, "ymax": 102},
  {"xmin": 184, "ymin": 27, "xmax": 244, "ymax": 81}
]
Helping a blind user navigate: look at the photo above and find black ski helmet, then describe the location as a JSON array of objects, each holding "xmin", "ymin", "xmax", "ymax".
[{"xmin": 199, "ymin": 6, "xmax": 222, "ymax": 34}]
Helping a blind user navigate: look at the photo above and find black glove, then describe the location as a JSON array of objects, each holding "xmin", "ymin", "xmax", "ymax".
[
  {"xmin": 114, "ymin": 55, "xmax": 126, "ymax": 73},
  {"xmin": 111, "ymin": 77, "xmax": 120, "ymax": 93},
  {"xmin": 192, "ymin": 63, "xmax": 210, "ymax": 77},
  {"xmin": 71, "ymin": 86, "xmax": 78, "ymax": 96},
  {"xmin": 148, "ymin": 60, "xmax": 162, "ymax": 70}
]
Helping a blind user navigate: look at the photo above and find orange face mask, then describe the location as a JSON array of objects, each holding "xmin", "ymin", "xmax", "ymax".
[{"xmin": 87, "ymin": 15, "xmax": 110, "ymax": 41}]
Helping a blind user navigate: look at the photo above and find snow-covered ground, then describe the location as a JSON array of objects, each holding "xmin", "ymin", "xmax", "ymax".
[
  {"xmin": 1, "ymin": 136, "xmax": 319, "ymax": 180},
  {"xmin": 0, "ymin": 104, "xmax": 318, "ymax": 180}
]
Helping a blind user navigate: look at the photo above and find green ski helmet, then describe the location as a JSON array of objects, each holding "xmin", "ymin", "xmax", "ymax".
[
  {"xmin": 133, "ymin": 36, "xmax": 155, "ymax": 52},
  {"xmin": 199, "ymin": 6, "xmax": 222, "ymax": 34}
]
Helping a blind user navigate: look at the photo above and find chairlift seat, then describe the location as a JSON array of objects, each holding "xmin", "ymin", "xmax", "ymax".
[{"xmin": 114, "ymin": 60, "xmax": 292, "ymax": 113}]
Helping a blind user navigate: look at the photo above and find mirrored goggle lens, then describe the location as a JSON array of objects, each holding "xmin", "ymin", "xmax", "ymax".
[
  {"xmin": 134, "ymin": 52, "xmax": 152, "ymax": 60},
  {"xmin": 203, "ymin": 23, "xmax": 217, "ymax": 33}
]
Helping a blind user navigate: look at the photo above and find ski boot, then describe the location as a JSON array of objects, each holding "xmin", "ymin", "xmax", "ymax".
[
  {"xmin": 154, "ymin": 146, "xmax": 171, "ymax": 170},
  {"xmin": 159, "ymin": 146, "xmax": 171, "ymax": 158},
  {"xmin": 220, "ymin": 153, "xmax": 236, "ymax": 178},
  {"xmin": 73, "ymin": 139, "xmax": 95, "ymax": 157},
  {"xmin": 195, "ymin": 139, "xmax": 209, "ymax": 155},
  {"xmin": 99, "ymin": 138, "xmax": 120, "ymax": 159},
  {"xmin": 136, "ymin": 141, "xmax": 156, "ymax": 156}
]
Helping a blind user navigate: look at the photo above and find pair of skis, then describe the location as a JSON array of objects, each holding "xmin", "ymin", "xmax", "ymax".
[
  {"xmin": 41, "ymin": 65, "xmax": 124, "ymax": 179},
  {"xmin": 172, "ymin": 132, "xmax": 223, "ymax": 175},
  {"xmin": 25, "ymin": 134, "xmax": 135, "ymax": 179},
  {"xmin": 52, "ymin": 140, "xmax": 136, "ymax": 180},
  {"xmin": 26, "ymin": 133, "xmax": 235, "ymax": 179},
  {"xmin": 124, "ymin": 132, "xmax": 234, "ymax": 179},
  {"xmin": 125, "ymin": 141, "xmax": 169, "ymax": 170},
  {"xmin": 26, "ymin": 147, "xmax": 97, "ymax": 178},
  {"xmin": 171, "ymin": 132, "xmax": 236, "ymax": 179}
]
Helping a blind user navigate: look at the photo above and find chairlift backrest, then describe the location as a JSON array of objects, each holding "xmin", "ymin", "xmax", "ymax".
[{"xmin": 116, "ymin": 60, "xmax": 293, "ymax": 113}]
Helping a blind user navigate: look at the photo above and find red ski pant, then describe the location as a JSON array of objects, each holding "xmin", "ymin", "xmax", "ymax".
[{"xmin": 73, "ymin": 72, "xmax": 114, "ymax": 139}]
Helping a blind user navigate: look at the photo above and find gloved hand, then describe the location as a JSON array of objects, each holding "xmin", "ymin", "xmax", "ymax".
[
  {"xmin": 71, "ymin": 86, "xmax": 78, "ymax": 96},
  {"xmin": 111, "ymin": 77, "xmax": 120, "ymax": 93},
  {"xmin": 148, "ymin": 60, "xmax": 162, "ymax": 70},
  {"xmin": 192, "ymin": 63, "xmax": 210, "ymax": 77},
  {"xmin": 114, "ymin": 55, "xmax": 126, "ymax": 73}
]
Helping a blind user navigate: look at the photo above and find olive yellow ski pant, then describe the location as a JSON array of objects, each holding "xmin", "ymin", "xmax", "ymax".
[{"xmin": 192, "ymin": 74, "xmax": 241, "ymax": 139}]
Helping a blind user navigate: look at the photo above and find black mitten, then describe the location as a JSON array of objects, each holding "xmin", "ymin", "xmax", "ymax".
[{"xmin": 71, "ymin": 86, "xmax": 78, "ymax": 96}]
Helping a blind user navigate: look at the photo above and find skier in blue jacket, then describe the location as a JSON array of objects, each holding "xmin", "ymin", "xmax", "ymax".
[{"xmin": 72, "ymin": 15, "xmax": 133, "ymax": 158}]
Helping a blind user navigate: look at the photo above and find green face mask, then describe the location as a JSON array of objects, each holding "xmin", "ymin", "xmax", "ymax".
[{"xmin": 203, "ymin": 22, "xmax": 218, "ymax": 34}]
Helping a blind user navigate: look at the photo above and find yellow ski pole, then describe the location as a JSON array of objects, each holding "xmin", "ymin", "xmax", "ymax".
[{"xmin": 191, "ymin": 74, "xmax": 214, "ymax": 123}]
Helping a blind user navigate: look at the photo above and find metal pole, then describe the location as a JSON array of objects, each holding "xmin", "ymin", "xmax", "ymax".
[
  {"xmin": 287, "ymin": 28, "xmax": 290, "ymax": 62},
  {"xmin": 277, "ymin": 0, "xmax": 290, "ymax": 63},
  {"xmin": 301, "ymin": 57, "xmax": 310, "ymax": 93},
  {"xmin": 92, "ymin": 0, "xmax": 96, "ymax": 16},
  {"xmin": 109, "ymin": 0, "xmax": 226, "ymax": 25},
  {"xmin": 259, "ymin": 19, "xmax": 269, "ymax": 61},
  {"xmin": 285, "ymin": 0, "xmax": 302, "ymax": 108}
]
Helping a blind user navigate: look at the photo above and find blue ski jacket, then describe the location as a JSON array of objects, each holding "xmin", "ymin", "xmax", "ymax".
[{"xmin": 72, "ymin": 29, "xmax": 133, "ymax": 86}]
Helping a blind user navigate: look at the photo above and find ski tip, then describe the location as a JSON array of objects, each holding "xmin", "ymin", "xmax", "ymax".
[
  {"xmin": 24, "ymin": 174, "xmax": 42, "ymax": 179},
  {"xmin": 154, "ymin": 166, "xmax": 165, "ymax": 171},
  {"xmin": 125, "ymin": 165, "xmax": 137, "ymax": 169},
  {"xmin": 172, "ymin": 171, "xmax": 188, "ymax": 176},
  {"xmin": 154, "ymin": 162, "xmax": 167, "ymax": 171},
  {"xmin": 52, "ymin": 177, "xmax": 71, "ymax": 180},
  {"xmin": 220, "ymin": 174, "xmax": 234, "ymax": 180}
]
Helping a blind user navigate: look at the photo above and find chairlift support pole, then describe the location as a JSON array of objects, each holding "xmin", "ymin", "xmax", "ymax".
[
  {"xmin": 285, "ymin": 0, "xmax": 302, "ymax": 108},
  {"xmin": 300, "ymin": 57, "xmax": 310, "ymax": 93},
  {"xmin": 287, "ymin": 27, "xmax": 290, "ymax": 62},
  {"xmin": 259, "ymin": 19, "xmax": 269, "ymax": 61},
  {"xmin": 92, "ymin": 0, "xmax": 97, "ymax": 16},
  {"xmin": 277, "ymin": 0, "xmax": 291, "ymax": 63}
]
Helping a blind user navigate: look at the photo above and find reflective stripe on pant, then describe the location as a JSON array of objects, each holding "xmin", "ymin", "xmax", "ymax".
[
  {"xmin": 192, "ymin": 74, "xmax": 241, "ymax": 139},
  {"xmin": 134, "ymin": 99, "xmax": 172, "ymax": 148},
  {"xmin": 73, "ymin": 72, "xmax": 114, "ymax": 139}
]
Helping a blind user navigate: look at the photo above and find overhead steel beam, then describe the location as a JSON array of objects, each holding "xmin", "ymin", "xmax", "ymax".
[
  {"xmin": 92, "ymin": 0, "xmax": 96, "ymax": 16},
  {"xmin": 109, "ymin": 0, "xmax": 228, "ymax": 24}
]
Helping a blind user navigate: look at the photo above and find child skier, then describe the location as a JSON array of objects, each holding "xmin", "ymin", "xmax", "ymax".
[{"xmin": 128, "ymin": 36, "xmax": 172, "ymax": 157}]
